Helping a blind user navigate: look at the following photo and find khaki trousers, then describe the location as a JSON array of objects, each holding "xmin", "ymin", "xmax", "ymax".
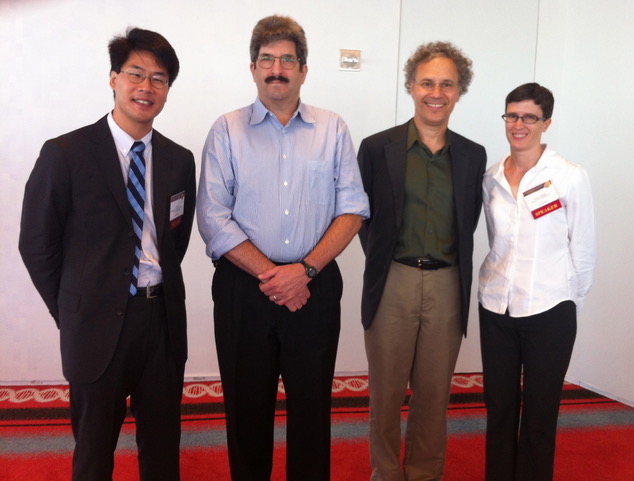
[{"xmin": 365, "ymin": 261, "xmax": 463, "ymax": 481}]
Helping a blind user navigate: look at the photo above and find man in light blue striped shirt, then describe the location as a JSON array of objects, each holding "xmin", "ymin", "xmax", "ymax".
[{"xmin": 197, "ymin": 14, "xmax": 369, "ymax": 481}]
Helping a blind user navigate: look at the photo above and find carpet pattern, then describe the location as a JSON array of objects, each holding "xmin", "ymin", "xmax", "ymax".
[{"xmin": 1, "ymin": 374, "xmax": 633, "ymax": 480}]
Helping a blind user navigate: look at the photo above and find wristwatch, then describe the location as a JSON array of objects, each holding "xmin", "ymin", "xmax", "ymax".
[{"xmin": 300, "ymin": 260, "xmax": 318, "ymax": 279}]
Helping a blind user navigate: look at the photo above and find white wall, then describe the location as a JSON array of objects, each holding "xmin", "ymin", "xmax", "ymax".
[
  {"xmin": 1, "ymin": 0, "xmax": 633, "ymax": 406},
  {"xmin": 535, "ymin": 0, "xmax": 634, "ymax": 406}
]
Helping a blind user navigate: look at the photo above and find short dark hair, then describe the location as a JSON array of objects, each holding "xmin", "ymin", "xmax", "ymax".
[
  {"xmin": 108, "ymin": 27, "xmax": 180, "ymax": 86},
  {"xmin": 404, "ymin": 41, "xmax": 473, "ymax": 95},
  {"xmin": 250, "ymin": 15, "xmax": 308, "ymax": 68},
  {"xmin": 505, "ymin": 83, "xmax": 555, "ymax": 119}
]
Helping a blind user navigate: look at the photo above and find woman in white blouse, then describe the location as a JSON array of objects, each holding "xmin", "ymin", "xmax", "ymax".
[{"xmin": 478, "ymin": 83, "xmax": 596, "ymax": 481}]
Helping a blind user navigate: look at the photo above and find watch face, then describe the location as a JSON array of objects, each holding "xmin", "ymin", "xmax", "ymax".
[{"xmin": 302, "ymin": 260, "xmax": 317, "ymax": 278}]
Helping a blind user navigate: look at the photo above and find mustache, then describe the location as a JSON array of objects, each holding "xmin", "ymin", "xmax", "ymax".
[{"xmin": 265, "ymin": 75, "xmax": 289, "ymax": 84}]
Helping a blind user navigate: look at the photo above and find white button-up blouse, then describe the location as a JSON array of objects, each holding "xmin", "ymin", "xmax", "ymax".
[{"xmin": 478, "ymin": 146, "xmax": 596, "ymax": 317}]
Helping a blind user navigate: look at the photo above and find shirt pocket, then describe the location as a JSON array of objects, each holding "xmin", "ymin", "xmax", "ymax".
[{"xmin": 308, "ymin": 160, "xmax": 335, "ymax": 206}]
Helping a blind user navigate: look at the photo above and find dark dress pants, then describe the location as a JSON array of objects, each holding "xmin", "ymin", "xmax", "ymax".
[
  {"xmin": 69, "ymin": 295, "xmax": 184, "ymax": 481},
  {"xmin": 479, "ymin": 301, "xmax": 577, "ymax": 481},
  {"xmin": 212, "ymin": 258, "xmax": 342, "ymax": 481}
]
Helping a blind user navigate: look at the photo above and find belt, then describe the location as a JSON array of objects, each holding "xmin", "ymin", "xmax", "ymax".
[
  {"xmin": 134, "ymin": 284, "xmax": 163, "ymax": 298},
  {"xmin": 394, "ymin": 256, "xmax": 451, "ymax": 270}
]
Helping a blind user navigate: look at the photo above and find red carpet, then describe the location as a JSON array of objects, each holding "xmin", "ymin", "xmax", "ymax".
[{"xmin": 1, "ymin": 374, "xmax": 633, "ymax": 480}]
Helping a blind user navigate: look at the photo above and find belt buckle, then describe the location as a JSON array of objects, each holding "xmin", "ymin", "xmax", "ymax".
[
  {"xmin": 418, "ymin": 256, "xmax": 442, "ymax": 270},
  {"xmin": 145, "ymin": 286, "xmax": 158, "ymax": 299},
  {"xmin": 418, "ymin": 256, "xmax": 434, "ymax": 269}
]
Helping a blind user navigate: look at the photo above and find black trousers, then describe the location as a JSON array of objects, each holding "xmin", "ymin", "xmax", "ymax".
[
  {"xmin": 212, "ymin": 259, "xmax": 343, "ymax": 481},
  {"xmin": 479, "ymin": 301, "xmax": 577, "ymax": 481},
  {"xmin": 69, "ymin": 295, "xmax": 184, "ymax": 481}
]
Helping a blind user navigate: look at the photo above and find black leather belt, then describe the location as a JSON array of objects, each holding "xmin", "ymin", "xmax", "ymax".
[
  {"xmin": 134, "ymin": 284, "xmax": 163, "ymax": 298},
  {"xmin": 395, "ymin": 256, "xmax": 451, "ymax": 270}
]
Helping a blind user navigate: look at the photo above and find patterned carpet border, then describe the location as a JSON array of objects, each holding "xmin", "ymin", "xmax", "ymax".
[
  {"xmin": 0, "ymin": 373, "xmax": 612, "ymax": 425},
  {"xmin": 0, "ymin": 374, "xmax": 485, "ymax": 406}
]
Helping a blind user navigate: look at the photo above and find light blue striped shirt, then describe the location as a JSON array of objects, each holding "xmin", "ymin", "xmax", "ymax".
[{"xmin": 197, "ymin": 98, "xmax": 370, "ymax": 262}]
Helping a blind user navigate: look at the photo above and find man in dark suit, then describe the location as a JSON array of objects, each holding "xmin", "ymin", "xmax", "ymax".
[
  {"xmin": 358, "ymin": 42, "xmax": 486, "ymax": 481},
  {"xmin": 19, "ymin": 28, "xmax": 196, "ymax": 481}
]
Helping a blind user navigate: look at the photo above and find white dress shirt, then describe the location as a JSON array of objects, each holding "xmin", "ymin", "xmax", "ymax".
[
  {"xmin": 108, "ymin": 113, "xmax": 162, "ymax": 287},
  {"xmin": 478, "ymin": 146, "xmax": 596, "ymax": 316}
]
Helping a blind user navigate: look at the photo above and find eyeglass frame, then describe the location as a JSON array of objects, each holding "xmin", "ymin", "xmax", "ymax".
[
  {"xmin": 119, "ymin": 69, "xmax": 170, "ymax": 89},
  {"xmin": 255, "ymin": 55, "xmax": 302, "ymax": 70},
  {"xmin": 501, "ymin": 113, "xmax": 547, "ymax": 124}
]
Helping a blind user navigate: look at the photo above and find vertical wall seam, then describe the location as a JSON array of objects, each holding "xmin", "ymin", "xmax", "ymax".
[
  {"xmin": 395, "ymin": 0, "xmax": 404, "ymax": 125},
  {"xmin": 534, "ymin": 0, "xmax": 541, "ymax": 80}
]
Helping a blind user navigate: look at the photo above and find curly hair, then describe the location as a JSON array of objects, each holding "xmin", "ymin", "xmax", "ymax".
[
  {"xmin": 403, "ymin": 41, "xmax": 473, "ymax": 95},
  {"xmin": 250, "ymin": 15, "xmax": 308, "ymax": 68},
  {"xmin": 505, "ymin": 83, "xmax": 555, "ymax": 119}
]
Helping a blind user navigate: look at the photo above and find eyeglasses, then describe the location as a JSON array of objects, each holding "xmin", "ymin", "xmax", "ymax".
[
  {"xmin": 502, "ymin": 113, "xmax": 546, "ymax": 124},
  {"xmin": 256, "ymin": 55, "xmax": 301, "ymax": 70},
  {"xmin": 119, "ymin": 70, "xmax": 169, "ymax": 89}
]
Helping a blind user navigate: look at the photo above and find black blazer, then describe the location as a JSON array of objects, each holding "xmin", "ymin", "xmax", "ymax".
[
  {"xmin": 19, "ymin": 115, "xmax": 196, "ymax": 383},
  {"xmin": 357, "ymin": 121, "xmax": 486, "ymax": 334}
]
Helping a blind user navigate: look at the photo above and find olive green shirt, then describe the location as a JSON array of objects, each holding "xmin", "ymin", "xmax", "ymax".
[{"xmin": 393, "ymin": 120, "xmax": 456, "ymax": 264}]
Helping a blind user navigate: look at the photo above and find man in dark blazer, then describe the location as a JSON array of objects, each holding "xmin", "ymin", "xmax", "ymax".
[
  {"xmin": 19, "ymin": 28, "xmax": 195, "ymax": 481},
  {"xmin": 358, "ymin": 42, "xmax": 486, "ymax": 481}
]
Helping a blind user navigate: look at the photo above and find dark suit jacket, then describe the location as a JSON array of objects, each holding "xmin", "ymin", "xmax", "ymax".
[
  {"xmin": 357, "ymin": 120, "xmax": 486, "ymax": 334},
  {"xmin": 19, "ymin": 115, "xmax": 196, "ymax": 384}
]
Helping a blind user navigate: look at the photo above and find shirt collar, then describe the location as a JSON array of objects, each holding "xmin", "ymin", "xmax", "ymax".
[
  {"xmin": 532, "ymin": 145, "xmax": 566, "ymax": 170},
  {"xmin": 107, "ymin": 111, "xmax": 153, "ymax": 156},
  {"xmin": 406, "ymin": 118, "xmax": 450, "ymax": 154},
  {"xmin": 250, "ymin": 97, "xmax": 314, "ymax": 127},
  {"xmin": 491, "ymin": 145, "xmax": 564, "ymax": 182}
]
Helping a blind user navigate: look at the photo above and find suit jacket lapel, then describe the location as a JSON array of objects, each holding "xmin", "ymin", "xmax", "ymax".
[
  {"xmin": 91, "ymin": 116, "xmax": 131, "ymax": 222},
  {"xmin": 151, "ymin": 131, "xmax": 169, "ymax": 247},
  {"xmin": 448, "ymin": 130, "xmax": 468, "ymax": 232},
  {"xmin": 385, "ymin": 122, "xmax": 409, "ymax": 231}
]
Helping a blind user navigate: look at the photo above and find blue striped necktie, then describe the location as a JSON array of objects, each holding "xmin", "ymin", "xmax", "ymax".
[{"xmin": 127, "ymin": 141, "xmax": 146, "ymax": 295}]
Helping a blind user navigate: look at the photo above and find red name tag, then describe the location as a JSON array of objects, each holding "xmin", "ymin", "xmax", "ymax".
[{"xmin": 531, "ymin": 199, "xmax": 562, "ymax": 219}]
